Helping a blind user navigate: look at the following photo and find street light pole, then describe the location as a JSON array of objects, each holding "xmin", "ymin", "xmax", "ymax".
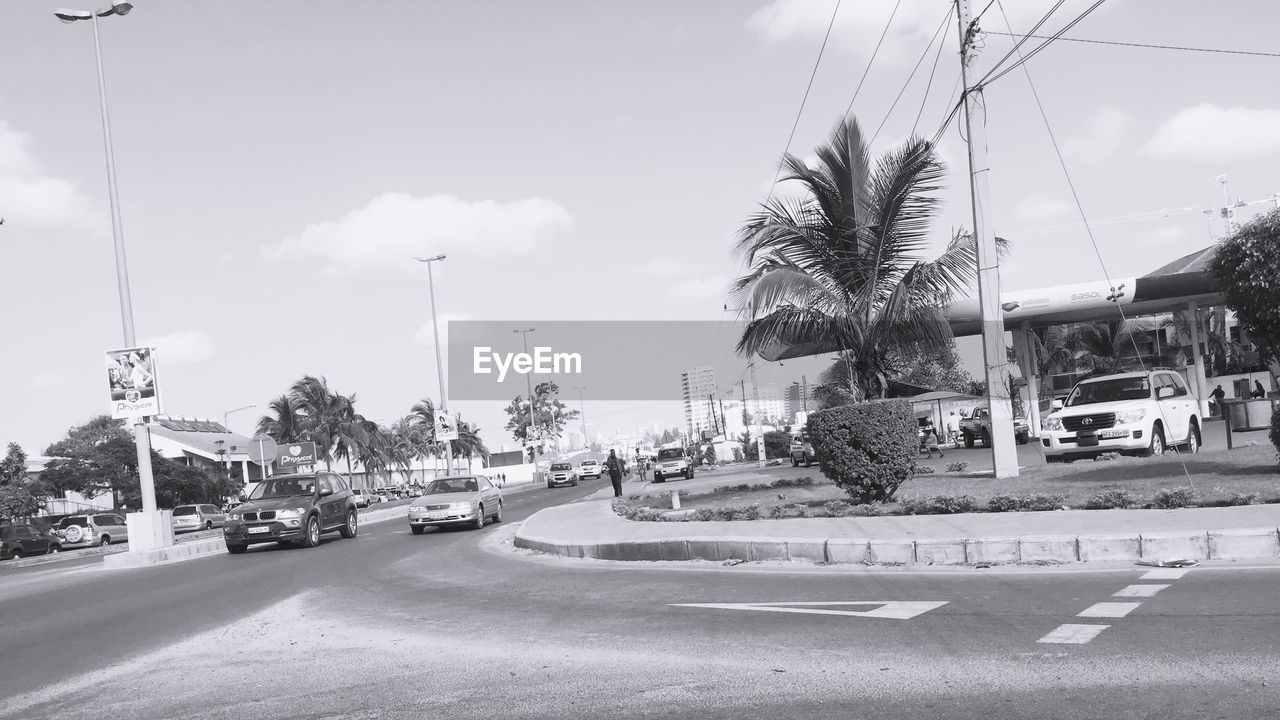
[
  {"xmin": 414, "ymin": 254, "xmax": 452, "ymax": 476},
  {"xmin": 514, "ymin": 328, "xmax": 536, "ymax": 462},
  {"xmin": 55, "ymin": 3, "xmax": 164, "ymax": 526},
  {"xmin": 223, "ymin": 403, "xmax": 257, "ymax": 433},
  {"xmin": 573, "ymin": 386, "xmax": 587, "ymax": 449}
]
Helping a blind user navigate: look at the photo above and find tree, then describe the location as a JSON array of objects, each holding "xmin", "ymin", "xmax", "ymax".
[
  {"xmin": 702, "ymin": 444, "xmax": 717, "ymax": 466},
  {"xmin": 1065, "ymin": 319, "xmax": 1153, "ymax": 376},
  {"xmin": 0, "ymin": 443, "xmax": 27, "ymax": 486},
  {"xmin": 0, "ymin": 484, "xmax": 43, "ymax": 521},
  {"xmin": 888, "ymin": 341, "xmax": 974, "ymax": 394},
  {"xmin": 45, "ymin": 415, "xmax": 129, "ymax": 458},
  {"xmin": 504, "ymin": 380, "xmax": 579, "ymax": 447},
  {"xmin": 1211, "ymin": 207, "xmax": 1280, "ymax": 371},
  {"xmin": 733, "ymin": 116, "xmax": 992, "ymax": 401},
  {"xmin": 255, "ymin": 394, "xmax": 304, "ymax": 443}
]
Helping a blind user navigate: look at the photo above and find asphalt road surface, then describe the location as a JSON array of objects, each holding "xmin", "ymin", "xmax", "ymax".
[{"xmin": 2, "ymin": 480, "xmax": 1277, "ymax": 720}]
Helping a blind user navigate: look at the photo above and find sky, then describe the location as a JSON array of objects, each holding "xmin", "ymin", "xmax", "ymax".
[{"xmin": 1, "ymin": 0, "xmax": 1277, "ymax": 455}]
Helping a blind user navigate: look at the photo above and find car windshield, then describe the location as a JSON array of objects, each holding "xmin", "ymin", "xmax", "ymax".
[
  {"xmin": 250, "ymin": 477, "xmax": 317, "ymax": 499},
  {"xmin": 172, "ymin": 506, "xmax": 197, "ymax": 516},
  {"xmin": 59, "ymin": 517, "xmax": 89, "ymax": 528},
  {"xmin": 1066, "ymin": 377, "xmax": 1152, "ymax": 406},
  {"xmin": 425, "ymin": 478, "xmax": 478, "ymax": 494},
  {"xmin": 580, "ymin": 460, "xmax": 597, "ymax": 466},
  {"xmin": 657, "ymin": 449, "xmax": 684, "ymax": 460},
  {"xmin": 551, "ymin": 463, "xmax": 571, "ymax": 471}
]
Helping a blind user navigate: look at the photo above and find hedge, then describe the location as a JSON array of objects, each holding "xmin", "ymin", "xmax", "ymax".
[
  {"xmin": 806, "ymin": 399, "xmax": 917, "ymax": 503},
  {"xmin": 1271, "ymin": 408, "xmax": 1280, "ymax": 462}
]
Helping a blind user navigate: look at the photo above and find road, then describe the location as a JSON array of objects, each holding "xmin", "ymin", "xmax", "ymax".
[{"xmin": 1, "ymin": 479, "xmax": 1277, "ymax": 720}]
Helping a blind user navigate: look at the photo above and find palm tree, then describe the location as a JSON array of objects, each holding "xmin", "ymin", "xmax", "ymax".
[
  {"xmin": 255, "ymin": 394, "xmax": 303, "ymax": 443},
  {"xmin": 389, "ymin": 417, "xmax": 421, "ymax": 484},
  {"xmin": 289, "ymin": 375, "xmax": 343, "ymax": 469},
  {"xmin": 1065, "ymin": 319, "xmax": 1155, "ymax": 375},
  {"xmin": 450, "ymin": 416, "xmax": 490, "ymax": 471},
  {"xmin": 733, "ymin": 116, "xmax": 987, "ymax": 401},
  {"xmin": 408, "ymin": 398, "xmax": 443, "ymax": 472}
]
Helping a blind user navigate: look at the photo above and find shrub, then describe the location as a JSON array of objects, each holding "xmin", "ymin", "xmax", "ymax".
[
  {"xmin": 1086, "ymin": 489, "xmax": 1137, "ymax": 509},
  {"xmin": 824, "ymin": 499, "xmax": 852, "ymax": 516},
  {"xmin": 808, "ymin": 400, "xmax": 918, "ymax": 503},
  {"xmin": 986, "ymin": 493, "xmax": 1068, "ymax": 512},
  {"xmin": 611, "ymin": 499, "xmax": 667, "ymax": 522},
  {"xmin": 1226, "ymin": 492, "xmax": 1260, "ymax": 506},
  {"xmin": 1152, "ymin": 487, "xmax": 1198, "ymax": 509},
  {"xmin": 986, "ymin": 495, "xmax": 1020, "ymax": 513},
  {"xmin": 914, "ymin": 465, "xmax": 936, "ymax": 475},
  {"xmin": 944, "ymin": 461, "xmax": 969, "ymax": 473},
  {"xmin": 732, "ymin": 447, "xmax": 745, "ymax": 462},
  {"xmin": 1094, "ymin": 452, "xmax": 1123, "ymax": 462},
  {"xmin": 899, "ymin": 494, "xmax": 980, "ymax": 515},
  {"xmin": 1272, "ymin": 406, "xmax": 1280, "ymax": 462}
]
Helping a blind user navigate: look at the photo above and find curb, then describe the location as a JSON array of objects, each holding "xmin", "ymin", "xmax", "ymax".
[
  {"xmin": 0, "ymin": 529, "xmax": 223, "ymax": 571},
  {"xmin": 513, "ymin": 525, "xmax": 1280, "ymax": 566}
]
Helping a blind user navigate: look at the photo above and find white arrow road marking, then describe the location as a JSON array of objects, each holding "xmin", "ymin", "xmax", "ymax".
[
  {"xmin": 669, "ymin": 601, "xmax": 947, "ymax": 619},
  {"xmin": 1038, "ymin": 623, "xmax": 1110, "ymax": 644}
]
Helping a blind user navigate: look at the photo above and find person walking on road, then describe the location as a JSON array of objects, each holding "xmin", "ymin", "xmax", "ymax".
[
  {"xmin": 1252, "ymin": 380, "xmax": 1267, "ymax": 399},
  {"xmin": 606, "ymin": 450, "xmax": 624, "ymax": 497},
  {"xmin": 1210, "ymin": 384, "xmax": 1227, "ymax": 416}
]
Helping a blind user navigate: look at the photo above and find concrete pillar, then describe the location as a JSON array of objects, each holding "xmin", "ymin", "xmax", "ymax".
[
  {"xmin": 1018, "ymin": 322, "xmax": 1043, "ymax": 437},
  {"xmin": 240, "ymin": 460, "xmax": 249, "ymax": 485},
  {"xmin": 1187, "ymin": 302, "xmax": 1211, "ymax": 417}
]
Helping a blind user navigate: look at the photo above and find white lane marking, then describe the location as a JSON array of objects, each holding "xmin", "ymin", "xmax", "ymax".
[
  {"xmin": 1113, "ymin": 584, "xmax": 1170, "ymax": 598},
  {"xmin": 1140, "ymin": 568, "xmax": 1190, "ymax": 580},
  {"xmin": 669, "ymin": 601, "xmax": 947, "ymax": 620},
  {"xmin": 1038, "ymin": 623, "xmax": 1110, "ymax": 644},
  {"xmin": 1077, "ymin": 602, "xmax": 1141, "ymax": 618}
]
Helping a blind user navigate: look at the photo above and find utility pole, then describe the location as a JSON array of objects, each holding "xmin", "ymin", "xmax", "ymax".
[
  {"xmin": 748, "ymin": 363, "xmax": 766, "ymax": 468},
  {"xmin": 574, "ymin": 386, "xmax": 587, "ymax": 450},
  {"xmin": 956, "ymin": 0, "xmax": 1018, "ymax": 478}
]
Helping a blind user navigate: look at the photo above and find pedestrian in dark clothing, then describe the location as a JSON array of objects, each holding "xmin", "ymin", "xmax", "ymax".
[
  {"xmin": 606, "ymin": 450, "xmax": 623, "ymax": 497},
  {"xmin": 1210, "ymin": 384, "xmax": 1227, "ymax": 417},
  {"xmin": 1252, "ymin": 380, "xmax": 1267, "ymax": 399}
]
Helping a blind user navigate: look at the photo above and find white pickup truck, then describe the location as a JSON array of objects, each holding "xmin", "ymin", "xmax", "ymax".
[{"xmin": 652, "ymin": 447, "xmax": 693, "ymax": 483}]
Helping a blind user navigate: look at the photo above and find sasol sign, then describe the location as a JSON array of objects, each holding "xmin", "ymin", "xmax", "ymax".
[{"xmin": 276, "ymin": 442, "xmax": 318, "ymax": 468}]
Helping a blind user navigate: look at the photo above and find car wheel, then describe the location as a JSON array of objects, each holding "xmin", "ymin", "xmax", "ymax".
[
  {"xmin": 48, "ymin": 545, "xmax": 60, "ymax": 554},
  {"xmin": 792, "ymin": 459, "xmax": 800, "ymax": 467},
  {"xmin": 302, "ymin": 515, "xmax": 321, "ymax": 548},
  {"xmin": 1045, "ymin": 455, "xmax": 1062, "ymax": 464},
  {"xmin": 1186, "ymin": 421, "xmax": 1201, "ymax": 453},
  {"xmin": 492, "ymin": 502, "xmax": 502, "ymax": 523},
  {"xmin": 547, "ymin": 482, "xmax": 554, "ymax": 489},
  {"xmin": 98, "ymin": 536, "xmax": 111, "ymax": 546},
  {"xmin": 1146, "ymin": 426, "xmax": 1166, "ymax": 457},
  {"xmin": 205, "ymin": 520, "xmax": 213, "ymax": 530},
  {"xmin": 226, "ymin": 543, "xmax": 247, "ymax": 554},
  {"xmin": 473, "ymin": 505, "xmax": 485, "ymax": 531},
  {"xmin": 805, "ymin": 457, "xmax": 814, "ymax": 468},
  {"xmin": 339, "ymin": 509, "xmax": 357, "ymax": 539},
  {"xmin": 654, "ymin": 474, "xmax": 663, "ymax": 483},
  {"xmin": 964, "ymin": 434, "xmax": 975, "ymax": 449},
  {"xmin": 410, "ymin": 525, "xmax": 425, "ymax": 535},
  {"xmin": 10, "ymin": 549, "xmax": 21, "ymax": 560},
  {"xmin": 684, "ymin": 469, "xmax": 693, "ymax": 480},
  {"xmin": 981, "ymin": 429, "xmax": 992, "ymax": 447}
]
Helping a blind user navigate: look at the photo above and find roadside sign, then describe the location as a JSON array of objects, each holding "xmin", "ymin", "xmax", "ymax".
[
  {"xmin": 435, "ymin": 411, "xmax": 459, "ymax": 442},
  {"xmin": 106, "ymin": 346, "xmax": 161, "ymax": 419},
  {"xmin": 249, "ymin": 434, "xmax": 278, "ymax": 465},
  {"xmin": 276, "ymin": 441, "xmax": 317, "ymax": 469}
]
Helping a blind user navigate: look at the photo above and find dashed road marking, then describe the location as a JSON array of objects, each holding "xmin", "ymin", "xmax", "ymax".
[
  {"xmin": 1140, "ymin": 568, "xmax": 1191, "ymax": 580},
  {"xmin": 1113, "ymin": 584, "xmax": 1170, "ymax": 598},
  {"xmin": 1078, "ymin": 602, "xmax": 1142, "ymax": 618},
  {"xmin": 1037, "ymin": 624, "xmax": 1110, "ymax": 644},
  {"xmin": 670, "ymin": 601, "xmax": 948, "ymax": 620}
]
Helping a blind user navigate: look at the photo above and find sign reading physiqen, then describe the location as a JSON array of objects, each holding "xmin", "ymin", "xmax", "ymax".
[
  {"xmin": 275, "ymin": 442, "xmax": 318, "ymax": 468},
  {"xmin": 106, "ymin": 347, "xmax": 161, "ymax": 419}
]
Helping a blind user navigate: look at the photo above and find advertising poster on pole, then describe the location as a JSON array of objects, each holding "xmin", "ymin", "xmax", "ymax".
[
  {"xmin": 106, "ymin": 347, "xmax": 161, "ymax": 419},
  {"xmin": 435, "ymin": 411, "xmax": 459, "ymax": 442}
]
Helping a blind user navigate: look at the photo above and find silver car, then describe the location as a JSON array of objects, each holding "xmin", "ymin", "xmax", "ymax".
[
  {"xmin": 407, "ymin": 476, "xmax": 503, "ymax": 534},
  {"xmin": 171, "ymin": 504, "xmax": 226, "ymax": 533},
  {"xmin": 56, "ymin": 513, "xmax": 129, "ymax": 548}
]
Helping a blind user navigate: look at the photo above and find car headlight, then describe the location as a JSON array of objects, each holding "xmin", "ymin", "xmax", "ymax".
[
  {"xmin": 449, "ymin": 501, "xmax": 477, "ymax": 511},
  {"xmin": 228, "ymin": 513, "xmax": 241, "ymax": 521},
  {"xmin": 1115, "ymin": 409, "xmax": 1147, "ymax": 424},
  {"xmin": 1041, "ymin": 416, "xmax": 1063, "ymax": 432},
  {"xmin": 276, "ymin": 508, "xmax": 307, "ymax": 520}
]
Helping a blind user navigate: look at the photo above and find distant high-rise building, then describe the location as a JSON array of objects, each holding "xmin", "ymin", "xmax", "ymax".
[
  {"xmin": 784, "ymin": 377, "xmax": 815, "ymax": 422},
  {"xmin": 749, "ymin": 384, "xmax": 784, "ymax": 424},
  {"xmin": 681, "ymin": 366, "xmax": 718, "ymax": 438}
]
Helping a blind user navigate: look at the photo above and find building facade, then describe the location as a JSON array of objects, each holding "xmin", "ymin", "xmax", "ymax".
[{"xmin": 681, "ymin": 366, "xmax": 718, "ymax": 438}]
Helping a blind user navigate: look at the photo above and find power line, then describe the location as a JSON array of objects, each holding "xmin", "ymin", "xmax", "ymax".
[
  {"xmin": 982, "ymin": 0, "xmax": 1108, "ymax": 88},
  {"xmin": 974, "ymin": 0, "xmax": 1065, "ymax": 88},
  {"xmin": 984, "ymin": 31, "xmax": 1280, "ymax": 59},
  {"xmin": 842, "ymin": 0, "xmax": 904, "ymax": 120},
  {"xmin": 912, "ymin": 5, "xmax": 953, "ymax": 136},
  {"xmin": 767, "ymin": 0, "xmax": 844, "ymax": 195},
  {"xmin": 868, "ymin": 3, "xmax": 954, "ymax": 147}
]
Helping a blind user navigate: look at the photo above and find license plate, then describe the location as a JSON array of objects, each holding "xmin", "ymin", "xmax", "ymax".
[
  {"xmin": 247, "ymin": 526, "xmax": 270, "ymax": 534},
  {"xmin": 1100, "ymin": 429, "xmax": 1128, "ymax": 439},
  {"xmin": 427, "ymin": 512, "xmax": 449, "ymax": 520}
]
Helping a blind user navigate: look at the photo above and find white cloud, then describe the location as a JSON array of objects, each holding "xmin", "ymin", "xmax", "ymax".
[
  {"xmin": 265, "ymin": 193, "xmax": 573, "ymax": 274},
  {"xmin": 1145, "ymin": 104, "xmax": 1280, "ymax": 160},
  {"xmin": 140, "ymin": 331, "xmax": 213, "ymax": 365},
  {"xmin": 0, "ymin": 121, "xmax": 102, "ymax": 229},
  {"xmin": 30, "ymin": 372, "xmax": 75, "ymax": 389},
  {"xmin": 1063, "ymin": 107, "xmax": 1132, "ymax": 165},
  {"xmin": 1015, "ymin": 193, "xmax": 1072, "ymax": 223},
  {"xmin": 413, "ymin": 312, "xmax": 473, "ymax": 348},
  {"xmin": 747, "ymin": 0, "xmax": 939, "ymax": 59}
]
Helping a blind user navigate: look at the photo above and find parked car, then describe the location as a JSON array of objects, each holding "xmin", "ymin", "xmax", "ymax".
[
  {"xmin": 171, "ymin": 504, "xmax": 227, "ymax": 533},
  {"xmin": 653, "ymin": 447, "xmax": 693, "ymax": 482},
  {"xmin": 407, "ymin": 475, "xmax": 503, "ymax": 534},
  {"xmin": 56, "ymin": 513, "xmax": 129, "ymax": 549},
  {"xmin": 789, "ymin": 433, "xmax": 815, "ymax": 467},
  {"xmin": 350, "ymin": 488, "xmax": 374, "ymax": 508},
  {"xmin": 959, "ymin": 407, "xmax": 1031, "ymax": 447},
  {"xmin": 546, "ymin": 462, "xmax": 579, "ymax": 488},
  {"xmin": 577, "ymin": 459, "xmax": 602, "ymax": 480},
  {"xmin": 222, "ymin": 472, "xmax": 358, "ymax": 554},
  {"xmin": 1039, "ymin": 369, "xmax": 1202, "ymax": 462},
  {"xmin": 1, "ymin": 524, "xmax": 61, "ymax": 560}
]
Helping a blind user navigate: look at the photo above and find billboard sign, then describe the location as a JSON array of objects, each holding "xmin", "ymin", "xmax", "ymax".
[
  {"xmin": 435, "ymin": 411, "xmax": 459, "ymax": 442},
  {"xmin": 275, "ymin": 441, "xmax": 318, "ymax": 468},
  {"xmin": 106, "ymin": 347, "xmax": 161, "ymax": 419}
]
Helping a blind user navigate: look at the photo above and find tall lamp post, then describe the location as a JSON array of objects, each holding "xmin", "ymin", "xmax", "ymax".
[
  {"xmin": 223, "ymin": 403, "xmax": 257, "ymax": 433},
  {"xmin": 414, "ymin": 254, "xmax": 453, "ymax": 476},
  {"xmin": 573, "ymin": 386, "xmax": 587, "ymax": 450},
  {"xmin": 55, "ymin": 3, "xmax": 169, "ymax": 545},
  {"xmin": 513, "ymin": 328, "xmax": 537, "ymax": 462}
]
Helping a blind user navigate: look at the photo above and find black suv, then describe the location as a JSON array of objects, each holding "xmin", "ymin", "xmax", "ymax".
[{"xmin": 223, "ymin": 472, "xmax": 358, "ymax": 554}]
